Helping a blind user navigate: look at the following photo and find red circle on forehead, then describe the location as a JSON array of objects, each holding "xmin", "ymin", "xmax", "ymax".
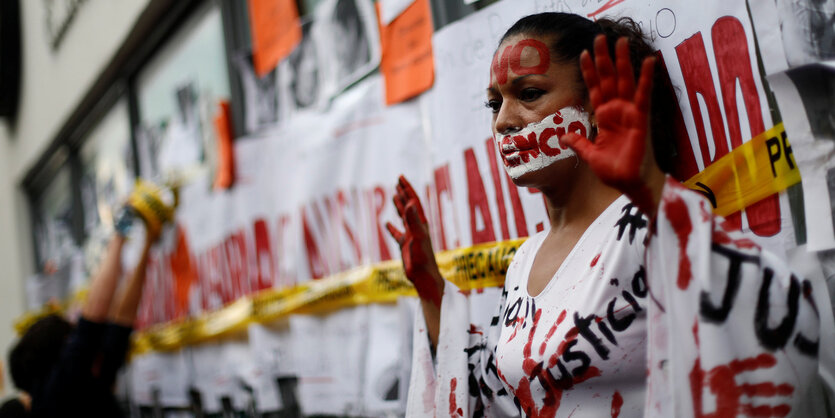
[{"xmin": 510, "ymin": 39, "xmax": 550, "ymax": 76}]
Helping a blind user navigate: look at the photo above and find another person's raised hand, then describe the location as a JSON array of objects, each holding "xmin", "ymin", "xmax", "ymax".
[
  {"xmin": 560, "ymin": 35, "xmax": 663, "ymax": 215},
  {"xmin": 385, "ymin": 175, "xmax": 444, "ymax": 308}
]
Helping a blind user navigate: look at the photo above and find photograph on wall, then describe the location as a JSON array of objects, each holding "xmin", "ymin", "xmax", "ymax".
[
  {"xmin": 315, "ymin": 0, "xmax": 381, "ymax": 97},
  {"xmin": 775, "ymin": 0, "xmax": 835, "ymax": 67},
  {"xmin": 282, "ymin": 19, "xmax": 323, "ymax": 111},
  {"xmin": 770, "ymin": 62, "xmax": 835, "ymax": 250},
  {"xmin": 234, "ymin": 53, "xmax": 280, "ymax": 134}
]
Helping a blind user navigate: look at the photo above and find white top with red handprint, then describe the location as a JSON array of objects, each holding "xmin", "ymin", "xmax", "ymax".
[
  {"xmin": 417, "ymin": 195, "xmax": 651, "ymax": 418},
  {"xmin": 484, "ymin": 195, "xmax": 648, "ymax": 417},
  {"xmin": 406, "ymin": 181, "xmax": 833, "ymax": 418}
]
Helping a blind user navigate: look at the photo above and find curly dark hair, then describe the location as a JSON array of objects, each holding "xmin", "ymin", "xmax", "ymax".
[
  {"xmin": 499, "ymin": 12, "xmax": 680, "ymax": 174},
  {"xmin": 8, "ymin": 314, "xmax": 72, "ymax": 393}
]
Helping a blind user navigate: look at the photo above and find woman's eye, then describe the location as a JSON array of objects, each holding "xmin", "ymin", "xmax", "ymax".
[
  {"xmin": 519, "ymin": 88, "xmax": 545, "ymax": 102},
  {"xmin": 484, "ymin": 100, "xmax": 501, "ymax": 114}
]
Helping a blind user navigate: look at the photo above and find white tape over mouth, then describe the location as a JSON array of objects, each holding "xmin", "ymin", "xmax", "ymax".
[{"xmin": 495, "ymin": 106, "xmax": 591, "ymax": 180}]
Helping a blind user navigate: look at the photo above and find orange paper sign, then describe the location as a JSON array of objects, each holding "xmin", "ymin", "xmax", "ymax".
[
  {"xmin": 248, "ymin": 0, "xmax": 302, "ymax": 77},
  {"xmin": 378, "ymin": 0, "xmax": 435, "ymax": 105},
  {"xmin": 213, "ymin": 100, "xmax": 235, "ymax": 190}
]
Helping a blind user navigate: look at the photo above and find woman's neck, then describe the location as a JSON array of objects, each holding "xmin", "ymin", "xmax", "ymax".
[{"xmin": 540, "ymin": 167, "xmax": 622, "ymax": 233}]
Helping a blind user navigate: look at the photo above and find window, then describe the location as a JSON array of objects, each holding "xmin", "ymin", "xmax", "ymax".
[
  {"xmin": 135, "ymin": 1, "xmax": 231, "ymax": 180},
  {"xmin": 78, "ymin": 98, "xmax": 134, "ymax": 238}
]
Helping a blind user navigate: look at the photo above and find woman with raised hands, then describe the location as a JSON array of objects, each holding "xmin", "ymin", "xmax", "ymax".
[{"xmin": 388, "ymin": 12, "xmax": 830, "ymax": 418}]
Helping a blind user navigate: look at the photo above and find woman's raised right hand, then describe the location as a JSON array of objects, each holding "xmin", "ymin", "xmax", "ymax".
[{"xmin": 386, "ymin": 175, "xmax": 445, "ymax": 308}]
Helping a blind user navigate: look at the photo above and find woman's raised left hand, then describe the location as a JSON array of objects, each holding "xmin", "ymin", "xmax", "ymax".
[{"xmin": 560, "ymin": 35, "xmax": 662, "ymax": 215}]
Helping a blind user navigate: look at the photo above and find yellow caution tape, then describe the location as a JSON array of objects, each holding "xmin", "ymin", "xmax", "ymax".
[
  {"xmin": 683, "ymin": 123, "xmax": 800, "ymax": 216},
  {"xmin": 12, "ymin": 239, "xmax": 524, "ymax": 356},
  {"xmin": 127, "ymin": 239, "xmax": 521, "ymax": 355}
]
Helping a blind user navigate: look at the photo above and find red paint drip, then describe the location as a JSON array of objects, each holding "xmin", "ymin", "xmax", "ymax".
[
  {"xmin": 590, "ymin": 253, "xmax": 601, "ymax": 267},
  {"xmin": 468, "ymin": 324, "xmax": 483, "ymax": 335},
  {"xmin": 611, "ymin": 391, "xmax": 624, "ymax": 417},
  {"xmin": 663, "ymin": 192, "xmax": 694, "ymax": 290},
  {"xmin": 692, "ymin": 320, "xmax": 699, "ymax": 347},
  {"xmin": 449, "ymin": 378, "xmax": 462, "ymax": 417}
]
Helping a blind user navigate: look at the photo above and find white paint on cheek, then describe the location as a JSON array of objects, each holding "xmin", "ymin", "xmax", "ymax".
[{"xmin": 495, "ymin": 106, "xmax": 591, "ymax": 180}]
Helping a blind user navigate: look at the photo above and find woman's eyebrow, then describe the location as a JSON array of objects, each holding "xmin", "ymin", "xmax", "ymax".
[
  {"xmin": 511, "ymin": 74, "xmax": 544, "ymax": 85},
  {"xmin": 487, "ymin": 73, "xmax": 545, "ymax": 93}
]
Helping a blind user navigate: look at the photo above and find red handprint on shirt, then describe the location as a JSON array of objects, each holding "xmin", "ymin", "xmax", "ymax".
[
  {"xmin": 689, "ymin": 354, "xmax": 794, "ymax": 418},
  {"xmin": 560, "ymin": 35, "xmax": 657, "ymax": 214},
  {"xmin": 386, "ymin": 175, "xmax": 444, "ymax": 307}
]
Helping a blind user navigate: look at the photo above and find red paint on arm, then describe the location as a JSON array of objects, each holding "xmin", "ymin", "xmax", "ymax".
[
  {"xmin": 591, "ymin": 253, "xmax": 601, "ymax": 267},
  {"xmin": 386, "ymin": 176, "xmax": 443, "ymax": 307}
]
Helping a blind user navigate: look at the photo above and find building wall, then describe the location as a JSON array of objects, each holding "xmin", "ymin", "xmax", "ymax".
[{"xmin": 0, "ymin": 0, "xmax": 152, "ymax": 396}]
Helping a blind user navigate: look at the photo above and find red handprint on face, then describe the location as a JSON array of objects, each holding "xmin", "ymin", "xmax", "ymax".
[
  {"xmin": 559, "ymin": 35, "xmax": 658, "ymax": 214},
  {"xmin": 386, "ymin": 175, "xmax": 444, "ymax": 308},
  {"xmin": 689, "ymin": 354, "xmax": 794, "ymax": 418}
]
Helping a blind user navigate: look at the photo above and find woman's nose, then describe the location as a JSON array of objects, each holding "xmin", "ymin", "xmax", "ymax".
[{"xmin": 494, "ymin": 102, "xmax": 522, "ymax": 136}]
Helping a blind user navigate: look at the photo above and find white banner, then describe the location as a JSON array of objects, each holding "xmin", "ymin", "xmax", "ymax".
[{"xmin": 123, "ymin": 0, "xmax": 835, "ymax": 413}]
